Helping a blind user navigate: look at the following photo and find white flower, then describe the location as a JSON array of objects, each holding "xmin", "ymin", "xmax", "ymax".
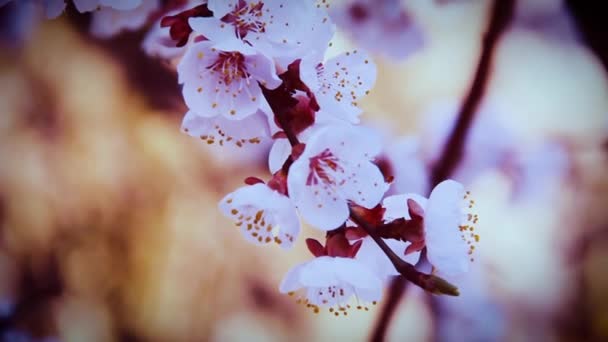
[
  {"xmin": 279, "ymin": 256, "xmax": 383, "ymax": 314},
  {"xmin": 90, "ymin": 0, "xmax": 159, "ymax": 38},
  {"xmin": 330, "ymin": 0, "xmax": 424, "ymax": 61},
  {"xmin": 177, "ymin": 41, "xmax": 281, "ymax": 119},
  {"xmin": 300, "ymin": 49, "xmax": 376, "ymax": 123},
  {"xmin": 354, "ymin": 236, "xmax": 420, "ymax": 281},
  {"xmin": 388, "ymin": 180, "xmax": 479, "ymax": 276},
  {"xmin": 188, "ymin": 0, "xmax": 334, "ymax": 65},
  {"xmin": 287, "ymin": 124, "xmax": 389, "ymax": 230},
  {"xmin": 219, "ymin": 183, "xmax": 300, "ymax": 249}
]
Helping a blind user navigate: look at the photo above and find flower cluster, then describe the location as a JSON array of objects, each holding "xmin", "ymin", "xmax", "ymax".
[
  {"xmin": 0, "ymin": 0, "xmax": 480, "ymax": 315},
  {"xmin": 145, "ymin": 0, "xmax": 479, "ymax": 313}
]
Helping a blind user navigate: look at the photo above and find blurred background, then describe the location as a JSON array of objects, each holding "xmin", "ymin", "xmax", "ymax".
[{"xmin": 0, "ymin": 0, "xmax": 607, "ymax": 341}]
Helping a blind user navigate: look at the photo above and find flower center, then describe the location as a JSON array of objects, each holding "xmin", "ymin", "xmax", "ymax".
[
  {"xmin": 458, "ymin": 191, "xmax": 480, "ymax": 262},
  {"xmin": 222, "ymin": 0, "xmax": 266, "ymax": 39},
  {"xmin": 307, "ymin": 149, "xmax": 344, "ymax": 186},
  {"xmin": 208, "ymin": 51, "xmax": 249, "ymax": 86}
]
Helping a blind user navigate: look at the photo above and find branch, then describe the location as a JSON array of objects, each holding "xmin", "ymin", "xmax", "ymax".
[
  {"xmin": 349, "ymin": 208, "xmax": 459, "ymax": 297},
  {"xmin": 372, "ymin": 0, "xmax": 515, "ymax": 340},
  {"xmin": 430, "ymin": 0, "xmax": 515, "ymax": 187}
]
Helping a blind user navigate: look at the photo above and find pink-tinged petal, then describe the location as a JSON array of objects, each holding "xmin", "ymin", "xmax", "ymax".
[
  {"xmin": 90, "ymin": 0, "xmax": 159, "ymax": 38},
  {"xmin": 73, "ymin": 0, "xmax": 98, "ymax": 12},
  {"xmin": 299, "ymin": 53, "xmax": 322, "ymax": 92},
  {"xmin": 188, "ymin": 16, "xmax": 253, "ymax": 52},
  {"xmin": 333, "ymin": 257, "xmax": 383, "ymax": 290},
  {"xmin": 316, "ymin": 49, "xmax": 376, "ymax": 123},
  {"xmin": 355, "ymin": 236, "xmax": 420, "ymax": 280},
  {"xmin": 245, "ymin": 53, "xmax": 281, "ymax": 90},
  {"xmin": 142, "ymin": 24, "xmax": 184, "ymax": 59},
  {"xmin": 303, "ymin": 125, "xmax": 382, "ymax": 162},
  {"xmin": 279, "ymin": 262, "xmax": 306, "ymax": 293},
  {"xmin": 382, "ymin": 194, "xmax": 428, "ymax": 222},
  {"xmin": 268, "ymin": 138, "xmax": 291, "ymax": 173},
  {"xmin": 182, "ymin": 110, "xmax": 270, "ymax": 148},
  {"xmin": 354, "ymin": 287, "xmax": 382, "ymax": 303},
  {"xmin": 298, "ymin": 257, "xmax": 339, "ymax": 287},
  {"xmin": 261, "ymin": 0, "xmax": 334, "ymax": 68},
  {"xmin": 220, "ymin": 183, "xmax": 300, "ymax": 248},
  {"xmin": 100, "ymin": 0, "xmax": 142, "ymax": 10},
  {"xmin": 340, "ymin": 160, "xmax": 388, "ymax": 208},
  {"xmin": 425, "ymin": 180, "xmax": 469, "ymax": 275},
  {"xmin": 44, "ymin": 0, "xmax": 66, "ymax": 18},
  {"xmin": 207, "ymin": 0, "xmax": 236, "ymax": 18},
  {"xmin": 287, "ymin": 159, "xmax": 350, "ymax": 230}
]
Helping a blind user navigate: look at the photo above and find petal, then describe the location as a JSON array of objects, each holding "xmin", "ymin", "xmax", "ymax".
[
  {"xmin": 181, "ymin": 110, "xmax": 270, "ymax": 147},
  {"xmin": 301, "ymin": 124, "xmax": 382, "ymax": 162},
  {"xmin": 340, "ymin": 160, "xmax": 388, "ymax": 209},
  {"xmin": 299, "ymin": 53, "xmax": 321, "ymax": 92},
  {"xmin": 382, "ymin": 193, "xmax": 428, "ymax": 222},
  {"xmin": 317, "ymin": 49, "xmax": 376, "ymax": 122},
  {"xmin": 287, "ymin": 156, "xmax": 349, "ymax": 230},
  {"xmin": 188, "ymin": 16, "xmax": 252, "ymax": 52},
  {"xmin": 279, "ymin": 262, "xmax": 306, "ymax": 293},
  {"xmin": 142, "ymin": 24, "xmax": 184, "ymax": 59},
  {"xmin": 425, "ymin": 180, "xmax": 469, "ymax": 275},
  {"xmin": 245, "ymin": 53, "xmax": 281, "ymax": 90},
  {"xmin": 177, "ymin": 41, "xmax": 214, "ymax": 84},
  {"xmin": 298, "ymin": 257, "xmax": 339, "ymax": 287},
  {"xmin": 100, "ymin": 0, "xmax": 142, "ymax": 10},
  {"xmin": 207, "ymin": 0, "xmax": 236, "ymax": 18},
  {"xmin": 333, "ymin": 257, "xmax": 382, "ymax": 290},
  {"xmin": 354, "ymin": 286, "xmax": 382, "ymax": 303},
  {"xmin": 355, "ymin": 237, "xmax": 420, "ymax": 279},
  {"xmin": 275, "ymin": 203, "xmax": 301, "ymax": 250},
  {"xmin": 44, "ymin": 0, "xmax": 66, "ymax": 18},
  {"xmin": 268, "ymin": 138, "xmax": 291, "ymax": 174},
  {"xmin": 72, "ymin": 0, "xmax": 99, "ymax": 12}
]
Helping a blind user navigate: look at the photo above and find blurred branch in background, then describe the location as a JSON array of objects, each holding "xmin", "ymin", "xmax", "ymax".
[{"xmin": 370, "ymin": 0, "xmax": 515, "ymax": 341}]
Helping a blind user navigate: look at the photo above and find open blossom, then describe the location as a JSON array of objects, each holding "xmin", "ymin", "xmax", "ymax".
[
  {"xmin": 300, "ymin": 49, "xmax": 376, "ymax": 123},
  {"xmin": 90, "ymin": 0, "xmax": 159, "ymax": 38},
  {"xmin": 385, "ymin": 180, "xmax": 479, "ymax": 276},
  {"xmin": 219, "ymin": 183, "xmax": 300, "ymax": 249},
  {"xmin": 279, "ymin": 256, "xmax": 383, "ymax": 314},
  {"xmin": 330, "ymin": 0, "xmax": 424, "ymax": 61},
  {"xmin": 177, "ymin": 40, "xmax": 281, "ymax": 119},
  {"xmin": 287, "ymin": 125, "xmax": 389, "ymax": 230},
  {"xmin": 188, "ymin": 0, "xmax": 334, "ymax": 65}
]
